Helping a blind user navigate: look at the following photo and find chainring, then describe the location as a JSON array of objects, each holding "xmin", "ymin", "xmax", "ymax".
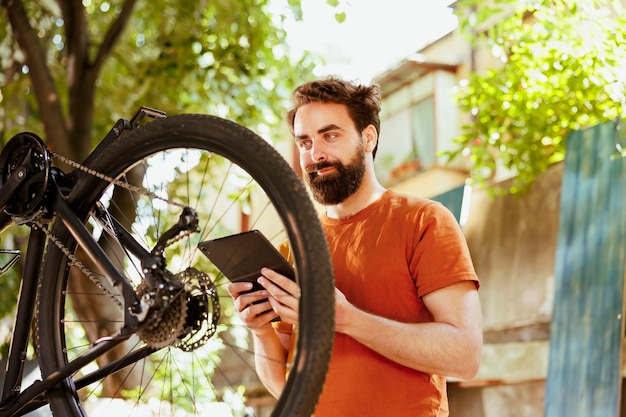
[{"xmin": 0, "ymin": 132, "xmax": 51, "ymax": 220}]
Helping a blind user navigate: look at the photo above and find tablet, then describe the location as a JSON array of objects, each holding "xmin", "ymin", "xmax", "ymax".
[{"xmin": 198, "ymin": 230, "xmax": 295, "ymax": 292}]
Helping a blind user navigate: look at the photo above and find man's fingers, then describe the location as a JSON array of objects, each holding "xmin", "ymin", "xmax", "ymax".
[
  {"xmin": 260, "ymin": 268, "xmax": 301, "ymax": 298},
  {"xmin": 258, "ymin": 277, "xmax": 299, "ymax": 306},
  {"xmin": 256, "ymin": 268, "xmax": 300, "ymax": 325},
  {"xmin": 227, "ymin": 281, "xmax": 253, "ymax": 297}
]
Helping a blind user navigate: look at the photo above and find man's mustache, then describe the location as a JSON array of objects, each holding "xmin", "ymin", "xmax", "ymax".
[{"xmin": 305, "ymin": 161, "xmax": 338, "ymax": 174}]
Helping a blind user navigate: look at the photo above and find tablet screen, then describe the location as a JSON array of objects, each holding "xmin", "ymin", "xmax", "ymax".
[{"xmin": 198, "ymin": 230, "xmax": 295, "ymax": 291}]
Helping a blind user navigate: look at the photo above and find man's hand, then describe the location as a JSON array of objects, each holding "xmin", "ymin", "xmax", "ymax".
[
  {"xmin": 227, "ymin": 267, "xmax": 301, "ymax": 328},
  {"xmin": 227, "ymin": 281, "xmax": 279, "ymax": 333},
  {"xmin": 332, "ymin": 287, "xmax": 353, "ymax": 334},
  {"xmin": 257, "ymin": 268, "xmax": 301, "ymax": 326}
]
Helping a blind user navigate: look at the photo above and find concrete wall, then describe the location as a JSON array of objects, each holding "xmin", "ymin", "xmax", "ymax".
[{"xmin": 447, "ymin": 162, "xmax": 564, "ymax": 416}]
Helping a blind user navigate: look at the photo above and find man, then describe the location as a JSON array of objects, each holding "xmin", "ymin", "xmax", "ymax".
[{"xmin": 228, "ymin": 77, "xmax": 482, "ymax": 416}]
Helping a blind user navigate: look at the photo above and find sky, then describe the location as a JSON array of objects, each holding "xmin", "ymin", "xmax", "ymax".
[{"xmin": 282, "ymin": 0, "xmax": 458, "ymax": 83}]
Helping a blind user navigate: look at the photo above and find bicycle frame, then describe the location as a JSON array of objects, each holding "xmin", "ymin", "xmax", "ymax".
[{"xmin": 0, "ymin": 107, "xmax": 180, "ymax": 416}]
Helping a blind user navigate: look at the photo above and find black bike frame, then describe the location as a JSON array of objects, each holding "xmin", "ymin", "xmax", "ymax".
[
  {"xmin": 0, "ymin": 106, "xmax": 170, "ymax": 416},
  {"xmin": 2, "ymin": 226, "xmax": 46, "ymax": 405}
]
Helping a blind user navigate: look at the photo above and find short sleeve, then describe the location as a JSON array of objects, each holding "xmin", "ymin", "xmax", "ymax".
[{"xmin": 410, "ymin": 201, "xmax": 479, "ymax": 297}]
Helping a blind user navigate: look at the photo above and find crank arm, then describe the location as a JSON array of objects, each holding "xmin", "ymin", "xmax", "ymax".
[{"xmin": 0, "ymin": 164, "xmax": 28, "ymax": 214}]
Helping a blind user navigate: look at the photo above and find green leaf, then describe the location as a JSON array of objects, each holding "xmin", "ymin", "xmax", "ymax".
[{"xmin": 448, "ymin": 0, "xmax": 626, "ymax": 193}]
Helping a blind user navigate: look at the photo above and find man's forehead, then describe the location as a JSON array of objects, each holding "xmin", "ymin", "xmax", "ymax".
[{"xmin": 294, "ymin": 102, "xmax": 352, "ymax": 132}]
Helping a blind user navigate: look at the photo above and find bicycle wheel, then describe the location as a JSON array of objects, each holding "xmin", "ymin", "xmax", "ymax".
[{"xmin": 37, "ymin": 114, "xmax": 334, "ymax": 417}]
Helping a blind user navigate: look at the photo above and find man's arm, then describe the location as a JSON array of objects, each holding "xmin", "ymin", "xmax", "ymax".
[
  {"xmin": 335, "ymin": 280, "xmax": 482, "ymax": 380},
  {"xmin": 227, "ymin": 281, "xmax": 291, "ymax": 398},
  {"xmin": 250, "ymin": 327, "xmax": 290, "ymax": 398},
  {"xmin": 261, "ymin": 269, "xmax": 482, "ymax": 379}
]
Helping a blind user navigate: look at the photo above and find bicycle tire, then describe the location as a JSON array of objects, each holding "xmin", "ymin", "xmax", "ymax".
[{"xmin": 37, "ymin": 114, "xmax": 334, "ymax": 417}]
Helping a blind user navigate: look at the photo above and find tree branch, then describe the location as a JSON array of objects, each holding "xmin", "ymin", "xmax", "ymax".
[
  {"xmin": 2, "ymin": 0, "xmax": 69, "ymax": 152},
  {"xmin": 57, "ymin": 0, "xmax": 136, "ymax": 160},
  {"xmin": 58, "ymin": 0, "xmax": 87, "ymax": 90},
  {"xmin": 93, "ymin": 0, "xmax": 137, "ymax": 75},
  {"xmin": 57, "ymin": 0, "xmax": 96, "ymax": 160}
]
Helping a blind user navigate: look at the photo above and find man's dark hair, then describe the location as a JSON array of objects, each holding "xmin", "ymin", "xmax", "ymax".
[{"xmin": 286, "ymin": 77, "xmax": 382, "ymax": 158}]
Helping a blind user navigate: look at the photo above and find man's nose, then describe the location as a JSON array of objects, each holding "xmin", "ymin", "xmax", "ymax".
[{"xmin": 311, "ymin": 140, "xmax": 327, "ymax": 162}]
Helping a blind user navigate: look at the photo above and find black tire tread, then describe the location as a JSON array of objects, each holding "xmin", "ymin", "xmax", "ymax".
[{"xmin": 37, "ymin": 114, "xmax": 334, "ymax": 417}]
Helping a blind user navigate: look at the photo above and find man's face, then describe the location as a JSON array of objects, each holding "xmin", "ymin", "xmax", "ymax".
[
  {"xmin": 293, "ymin": 102, "xmax": 366, "ymax": 205},
  {"xmin": 305, "ymin": 142, "xmax": 366, "ymax": 205}
]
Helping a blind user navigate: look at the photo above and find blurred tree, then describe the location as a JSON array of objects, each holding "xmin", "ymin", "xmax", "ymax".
[
  {"xmin": 447, "ymin": 0, "xmax": 626, "ymax": 193},
  {"xmin": 0, "ymin": 0, "xmax": 320, "ymax": 157}
]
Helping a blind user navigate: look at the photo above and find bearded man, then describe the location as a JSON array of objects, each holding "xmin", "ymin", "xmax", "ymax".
[{"xmin": 228, "ymin": 77, "xmax": 483, "ymax": 417}]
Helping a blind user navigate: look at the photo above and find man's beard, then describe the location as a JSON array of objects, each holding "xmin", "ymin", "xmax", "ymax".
[{"xmin": 304, "ymin": 145, "xmax": 366, "ymax": 205}]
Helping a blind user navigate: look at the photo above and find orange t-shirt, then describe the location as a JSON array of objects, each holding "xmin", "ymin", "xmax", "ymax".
[{"xmin": 313, "ymin": 190, "xmax": 478, "ymax": 417}]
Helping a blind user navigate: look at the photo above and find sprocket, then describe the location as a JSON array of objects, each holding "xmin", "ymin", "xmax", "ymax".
[
  {"xmin": 136, "ymin": 267, "xmax": 219, "ymax": 351},
  {"xmin": 136, "ymin": 282, "xmax": 188, "ymax": 349}
]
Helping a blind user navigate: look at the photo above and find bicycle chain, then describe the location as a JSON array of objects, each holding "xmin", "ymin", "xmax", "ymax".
[
  {"xmin": 40, "ymin": 150, "xmax": 186, "ymax": 312},
  {"xmin": 37, "ymin": 204, "xmax": 203, "ymax": 348},
  {"xmin": 50, "ymin": 151, "xmax": 186, "ymax": 209},
  {"xmin": 31, "ymin": 220, "xmax": 124, "ymax": 310},
  {"xmin": 49, "ymin": 148, "xmax": 197, "ymax": 266}
]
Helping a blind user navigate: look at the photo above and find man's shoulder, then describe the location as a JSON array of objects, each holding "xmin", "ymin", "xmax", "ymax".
[
  {"xmin": 383, "ymin": 191, "xmax": 458, "ymax": 226},
  {"xmin": 385, "ymin": 190, "xmax": 440, "ymax": 211}
]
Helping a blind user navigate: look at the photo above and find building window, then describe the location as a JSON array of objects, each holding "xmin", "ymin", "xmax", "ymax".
[{"xmin": 375, "ymin": 95, "xmax": 435, "ymax": 183}]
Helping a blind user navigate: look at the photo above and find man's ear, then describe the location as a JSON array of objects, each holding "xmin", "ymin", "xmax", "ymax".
[{"xmin": 363, "ymin": 125, "xmax": 378, "ymax": 153}]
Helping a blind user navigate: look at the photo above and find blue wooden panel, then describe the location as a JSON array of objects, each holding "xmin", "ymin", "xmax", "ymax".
[
  {"xmin": 545, "ymin": 121, "xmax": 626, "ymax": 417},
  {"xmin": 431, "ymin": 183, "xmax": 466, "ymax": 224}
]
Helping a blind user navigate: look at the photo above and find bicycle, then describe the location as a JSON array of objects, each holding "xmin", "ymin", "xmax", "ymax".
[{"xmin": 0, "ymin": 107, "xmax": 335, "ymax": 417}]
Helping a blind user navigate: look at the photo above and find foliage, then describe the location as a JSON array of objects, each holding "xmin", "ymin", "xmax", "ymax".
[
  {"xmin": 0, "ymin": 0, "xmax": 320, "ymax": 150},
  {"xmin": 447, "ymin": 0, "xmax": 626, "ymax": 193},
  {"xmin": 324, "ymin": 0, "xmax": 347, "ymax": 22}
]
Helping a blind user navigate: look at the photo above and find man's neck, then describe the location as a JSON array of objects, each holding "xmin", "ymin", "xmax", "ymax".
[{"xmin": 325, "ymin": 174, "xmax": 386, "ymax": 219}]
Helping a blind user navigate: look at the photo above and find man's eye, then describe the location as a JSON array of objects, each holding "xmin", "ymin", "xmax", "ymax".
[{"xmin": 298, "ymin": 141, "xmax": 312, "ymax": 150}]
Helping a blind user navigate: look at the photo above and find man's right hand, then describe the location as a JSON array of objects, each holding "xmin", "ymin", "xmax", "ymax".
[{"xmin": 227, "ymin": 281, "xmax": 279, "ymax": 333}]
